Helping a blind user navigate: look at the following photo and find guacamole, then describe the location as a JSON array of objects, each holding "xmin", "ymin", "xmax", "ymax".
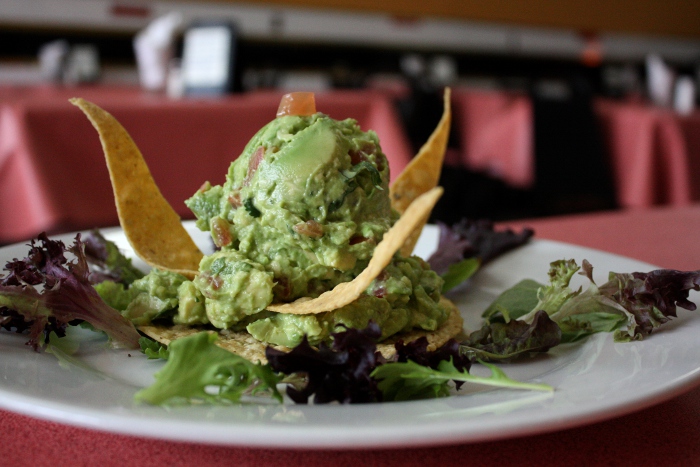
[{"xmin": 99, "ymin": 110, "xmax": 448, "ymax": 347}]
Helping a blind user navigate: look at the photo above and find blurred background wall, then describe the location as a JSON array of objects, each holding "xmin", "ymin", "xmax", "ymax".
[
  {"xmin": 1, "ymin": 0, "xmax": 699, "ymax": 87},
  {"xmin": 1, "ymin": 0, "xmax": 699, "ymax": 227}
]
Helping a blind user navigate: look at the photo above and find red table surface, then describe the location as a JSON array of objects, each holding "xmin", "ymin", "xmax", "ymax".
[
  {"xmin": 0, "ymin": 85, "xmax": 412, "ymax": 244},
  {"xmin": 2, "ymin": 204, "xmax": 700, "ymax": 466}
]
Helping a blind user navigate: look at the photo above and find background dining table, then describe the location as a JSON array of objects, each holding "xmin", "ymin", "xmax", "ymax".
[
  {"xmin": 447, "ymin": 88, "xmax": 700, "ymax": 209},
  {"xmin": 0, "ymin": 85, "xmax": 413, "ymax": 245},
  {"xmin": 2, "ymin": 202, "xmax": 700, "ymax": 466},
  {"xmin": 3, "ymin": 84, "xmax": 700, "ymax": 245}
]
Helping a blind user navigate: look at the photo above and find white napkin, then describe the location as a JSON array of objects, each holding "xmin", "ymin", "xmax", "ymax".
[
  {"xmin": 134, "ymin": 11, "xmax": 183, "ymax": 91},
  {"xmin": 646, "ymin": 54, "xmax": 675, "ymax": 107},
  {"xmin": 38, "ymin": 40, "xmax": 69, "ymax": 82},
  {"xmin": 673, "ymin": 76, "xmax": 696, "ymax": 115}
]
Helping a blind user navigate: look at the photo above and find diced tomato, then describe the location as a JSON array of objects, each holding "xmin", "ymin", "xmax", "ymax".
[
  {"xmin": 372, "ymin": 286, "xmax": 387, "ymax": 298},
  {"xmin": 276, "ymin": 92, "xmax": 316, "ymax": 117},
  {"xmin": 349, "ymin": 149, "xmax": 367, "ymax": 165},
  {"xmin": 371, "ymin": 270, "xmax": 389, "ymax": 298},
  {"xmin": 349, "ymin": 141, "xmax": 377, "ymax": 165},
  {"xmin": 376, "ymin": 270, "xmax": 389, "ymax": 282},
  {"xmin": 196, "ymin": 181, "xmax": 211, "ymax": 194},
  {"xmin": 211, "ymin": 217, "xmax": 233, "ymax": 247},
  {"xmin": 228, "ymin": 192, "xmax": 242, "ymax": 208},
  {"xmin": 293, "ymin": 220, "xmax": 324, "ymax": 238},
  {"xmin": 243, "ymin": 146, "xmax": 265, "ymax": 186},
  {"xmin": 205, "ymin": 273, "xmax": 223, "ymax": 291}
]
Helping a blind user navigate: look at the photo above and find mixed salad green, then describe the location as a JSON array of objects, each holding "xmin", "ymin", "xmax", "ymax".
[{"xmin": 1, "ymin": 223, "xmax": 699, "ymax": 405}]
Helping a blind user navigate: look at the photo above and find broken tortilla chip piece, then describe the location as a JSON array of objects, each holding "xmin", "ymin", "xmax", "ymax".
[
  {"xmin": 376, "ymin": 297, "xmax": 464, "ymax": 359},
  {"xmin": 138, "ymin": 323, "xmax": 290, "ymax": 365},
  {"xmin": 139, "ymin": 297, "xmax": 463, "ymax": 364},
  {"xmin": 390, "ymin": 87, "xmax": 451, "ymax": 257},
  {"xmin": 265, "ymin": 186, "xmax": 443, "ymax": 315},
  {"xmin": 71, "ymin": 98, "xmax": 202, "ymax": 279}
]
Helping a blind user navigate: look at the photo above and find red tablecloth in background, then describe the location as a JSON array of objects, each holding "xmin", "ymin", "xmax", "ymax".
[
  {"xmin": 679, "ymin": 110, "xmax": 700, "ymax": 202},
  {"xmin": 594, "ymin": 99, "xmax": 692, "ymax": 208},
  {"xmin": 2, "ymin": 203, "xmax": 700, "ymax": 466},
  {"xmin": 447, "ymin": 88, "xmax": 699, "ymax": 210},
  {"xmin": 448, "ymin": 88, "xmax": 534, "ymax": 189},
  {"xmin": 0, "ymin": 85, "xmax": 412, "ymax": 244}
]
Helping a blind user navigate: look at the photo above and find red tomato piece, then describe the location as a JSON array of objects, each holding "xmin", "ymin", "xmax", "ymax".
[{"xmin": 276, "ymin": 92, "xmax": 317, "ymax": 117}]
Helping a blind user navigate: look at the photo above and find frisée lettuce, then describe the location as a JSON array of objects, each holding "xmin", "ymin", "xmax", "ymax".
[{"xmin": 484, "ymin": 259, "xmax": 700, "ymax": 343}]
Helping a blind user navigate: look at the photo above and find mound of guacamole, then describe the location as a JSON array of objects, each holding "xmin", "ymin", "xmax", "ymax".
[{"xmin": 98, "ymin": 111, "xmax": 448, "ymax": 347}]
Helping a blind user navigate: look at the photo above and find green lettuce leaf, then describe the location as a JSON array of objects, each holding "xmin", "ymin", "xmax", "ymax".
[
  {"xmin": 441, "ymin": 258, "xmax": 480, "ymax": 293},
  {"xmin": 372, "ymin": 358, "xmax": 552, "ymax": 402},
  {"xmin": 461, "ymin": 310, "xmax": 562, "ymax": 361},
  {"xmin": 139, "ymin": 336, "xmax": 170, "ymax": 360},
  {"xmin": 482, "ymin": 278, "xmax": 542, "ymax": 322},
  {"xmin": 134, "ymin": 332, "xmax": 282, "ymax": 405},
  {"xmin": 488, "ymin": 259, "xmax": 700, "ymax": 343}
]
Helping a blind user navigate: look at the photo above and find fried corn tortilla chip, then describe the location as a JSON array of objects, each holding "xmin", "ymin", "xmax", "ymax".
[
  {"xmin": 390, "ymin": 87, "xmax": 451, "ymax": 256},
  {"xmin": 71, "ymin": 98, "xmax": 202, "ymax": 279},
  {"xmin": 265, "ymin": 187, "xmax": 443, "ymax": 315},
  {"xmin": 139, "ymin": 297, "xmax": 463, "ymax": 364}
]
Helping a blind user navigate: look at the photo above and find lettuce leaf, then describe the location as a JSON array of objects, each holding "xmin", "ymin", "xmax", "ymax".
[
  {"xmin": 440, "ymin": 258, "xmax": 480, "ymax": 292},
  {"xmin": 266, "ymin": 323, "xmax": 383, "ymax": 404},
  {"xmin": 482, "ymin": 278, "xmax": 541, "ymax": 322},
  {"xmin": 83, "ymin": 230, "xmax": 144, "ymax": 285},
  {"xmin": 428, "ymin": 219, "xmax": 533, "ymax": 292},
  {"xmin": 461, "ymin": 310, "xmax": 562, "ymax": 361},
  {"xmin": 139, "ymin": 336, "xmax": 170, "ymax": 360},
  {"xmin": 0, "ymin": 233, "xmax": 141, "ymax": 349},
  {"xmin": 266, "ymin": 324, "xmax": 551, "ymax": 404},
  {"xmin": 134, "ymin": 332, "xmax": 282, "ymax": 405},
  {"xmin": 428, "ymin": 220, "xmax": 533, "ymax": 276},
  {"xmin": 487, "ymin": 259, "xmax": 700, "ymax": 343},
  {"xmin": 372, "ymin": 358, "xmax": 552, "ymax": 402}
]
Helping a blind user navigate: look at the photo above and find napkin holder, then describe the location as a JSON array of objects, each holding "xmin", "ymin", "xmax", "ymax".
[{"xmin": 181, "ymin": 20, "xmax": 240, "ymax": 96}]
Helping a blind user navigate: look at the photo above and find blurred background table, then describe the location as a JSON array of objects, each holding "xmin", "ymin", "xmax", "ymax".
[
  {"xmin": 444, "ymin": 87, "xmax": 699, "ymax": 216},
  {"xmin": 0, "ymin": 85, "xmax": 412, "ymax": 244},
  {"xmin": 4, "ymin": 84, "xmax": 700, "ymax": 245},
  {"xmin": 2, "ymin": 202, "xmax": 699, "ymax": 466}
]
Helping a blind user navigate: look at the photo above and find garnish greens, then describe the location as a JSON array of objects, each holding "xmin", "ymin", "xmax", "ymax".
[
  {"xmin": 428, "ymin": 220, "xmax": 533, "ymax": 292},
  {"xmin": 136, "ymin": 324, "xmax": 552, "ymax": 406},
  {"xmin": 485, "ymin": 259, "xmax": 700, "ymax": 343},
  {"xmin": 0, "ymin": 233, "xmax": 140, "ymax": 349},
  {"xmin": 134, "ymin": 332, "xmax": 282, "ymax": 405},
  {"xmin": 3, "ymin": 224, "xmax": 699, "ymax": 407}
]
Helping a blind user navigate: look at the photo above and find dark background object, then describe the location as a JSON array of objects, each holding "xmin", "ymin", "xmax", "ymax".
[{"xmin": 529, "ymin": 72, "xmax": 618, "ymax": 217}]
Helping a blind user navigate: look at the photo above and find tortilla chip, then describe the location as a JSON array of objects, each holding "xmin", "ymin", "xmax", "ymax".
[
  {"xmin": 138, "ymin": 324, "xmax": 290, "ymax": 364},
  {"xmin": 139, "ymin": 297, "xmax": 463, "ymax": 364},
  {"xmin": 389, "ymin": 88, "xmax": 451, "ymax": 256},
  {"xmin": 376, "ymin": 297, "xmax": 464, "ymax": 359},
  {"xmin": 71, "ymin": 98, "xmax": 202, "ymax": 279},
  {"xmin": 265, "ymin": 187, "xmax": 443, "ymax": 315}
]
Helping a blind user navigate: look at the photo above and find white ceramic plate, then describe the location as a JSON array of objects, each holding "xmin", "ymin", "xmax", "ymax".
[{"xmin": 1, "ymin": 223, "xmax": 700, "ymax": 449}]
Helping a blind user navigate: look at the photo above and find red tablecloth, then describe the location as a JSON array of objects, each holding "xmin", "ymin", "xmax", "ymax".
[
  {"xmin": 679, "ymin": 110, "xmax": 700, "ymax": 202},
  {"xmin": 594, "ymin": 99, "xmax": 693, "ymax": 208},
  {"xmin": 447, "ymin": 88, "xmax": 534, "ymax": 188},
  {"xmin": 447, "ymin": 88, "xmax": 699, "ymax": 210},
  {"xmin": 0, "ymin": 86, "xmax": 412, "ymax": 244},
  {"xmin": 2, "ymin": 203, "xmax": 700, "ymax": 465}
]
